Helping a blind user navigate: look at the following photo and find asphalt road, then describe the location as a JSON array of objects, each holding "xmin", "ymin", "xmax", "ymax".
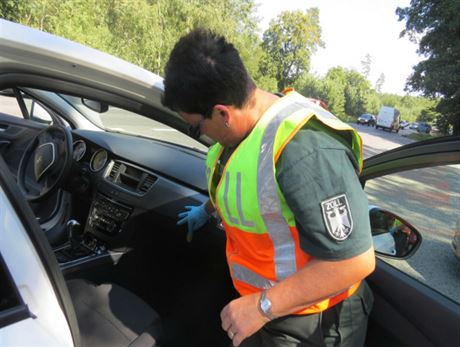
[{"xmin": 352, "ymin": 123, "xmax": 460, "ymax": 304}]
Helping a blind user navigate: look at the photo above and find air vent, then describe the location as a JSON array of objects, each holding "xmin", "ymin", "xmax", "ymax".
[
  {"xmin": 109, "ymin": 161, "xmax": 122, "ymax": 181},
  {"xmin": 138, "ymin": 174, "xmax": 157, "ymax": 194}
]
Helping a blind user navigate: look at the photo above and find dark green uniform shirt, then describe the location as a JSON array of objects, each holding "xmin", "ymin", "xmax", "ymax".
[{"xmin": 275, "ymin": 120, "xmax": 372, "ymax": 260}]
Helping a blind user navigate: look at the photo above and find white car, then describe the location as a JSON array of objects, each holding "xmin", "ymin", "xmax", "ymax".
[{"xmin": 1, "ymin": 19, "xmax": 459, "ymax": 347}]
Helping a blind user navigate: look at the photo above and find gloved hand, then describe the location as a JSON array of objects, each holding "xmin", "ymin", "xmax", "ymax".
[{"xmin": 177, "ymin": 203, "xmax": 210, "ymax": 242}]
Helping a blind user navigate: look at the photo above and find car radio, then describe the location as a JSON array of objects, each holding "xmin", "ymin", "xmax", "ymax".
[{"xmin": 86, "ymin": 193, "xmax": 132, "ymax": 236}]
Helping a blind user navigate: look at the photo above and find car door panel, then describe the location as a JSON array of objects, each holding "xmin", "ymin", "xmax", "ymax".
[{"xmin": 367, "ymin": 260, "xmax": 459, "ymax": 347}]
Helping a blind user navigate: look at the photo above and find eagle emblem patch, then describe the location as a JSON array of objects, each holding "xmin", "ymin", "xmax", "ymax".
[{"xmin": 321, "ymin": 194, "xmax": 353, "ymax": 241}]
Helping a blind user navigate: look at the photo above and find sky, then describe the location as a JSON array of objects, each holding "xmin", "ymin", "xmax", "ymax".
[{"xmin": 256, "ymin": 0, "xmax": 421, "ymax": 95}]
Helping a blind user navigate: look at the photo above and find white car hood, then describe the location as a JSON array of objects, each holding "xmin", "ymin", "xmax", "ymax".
[{"xmin": 0, "ymin": 19, "xmax": 167, "ymax": 112}]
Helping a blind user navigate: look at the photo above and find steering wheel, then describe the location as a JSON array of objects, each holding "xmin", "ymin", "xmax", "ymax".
[{"xmin": 17, "ymin": 125, "xmax": 73, "ymax": 201}]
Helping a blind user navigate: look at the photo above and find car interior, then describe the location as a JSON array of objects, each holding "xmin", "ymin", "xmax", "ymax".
[
  {"xmin": 0, "ymin": 83, "xmax": 458, "ymax": 347},
  {"xmin": 0, "ymin": 85, "xmax": 239, "ymax": 346}
]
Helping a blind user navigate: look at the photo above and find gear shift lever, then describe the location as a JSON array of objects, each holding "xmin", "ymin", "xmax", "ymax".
[{"xmin": 67, "ymin": 219, "xmax": 82, "ymax": 248}]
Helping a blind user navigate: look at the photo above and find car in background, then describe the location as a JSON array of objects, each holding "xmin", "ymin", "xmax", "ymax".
[
  {"xmin": 417, "ymin": 122, "xmax": 432, "ymax": 134},
  {"xmin": 357, "ymin": 113, "xmax": 376, "ymax": 126},
  {"xmin": 400, "ymin": 120, "xmax": 409, "ymax": 129},
  {"xmin": 409, "ymin": 122, "xmax": 419, "ymax": 130},
  {"xmin": 1, "ymin": 19, "xmax": 460, "ymax": 347}
]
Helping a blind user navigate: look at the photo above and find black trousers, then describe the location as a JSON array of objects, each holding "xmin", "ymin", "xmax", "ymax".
[{"xmin": 240, "ymin": 281, "xmax": 374, "ymax": 347}]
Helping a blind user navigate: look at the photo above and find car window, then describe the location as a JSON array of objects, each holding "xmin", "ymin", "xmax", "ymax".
[
  {"xmin": 101, "ymin": 105, "xmax": 207, "ymax": 151},
  {"xmin": 0, "ymin": 93, "xmax": 23, "ymax": 118},
  {"xmin": 0, "ymin": 90, "xmax": 53, "ymax": 125},
  {"xmin": 25, "ymin": 98, "xmax": 53, "ymax": 124},
  {"xmin": 365, "ymin": 164, "xmax": 460, "ymax": 304},
  {"xmin": 60, "ymin": 94, "xmax": 207, "ymax": 152}
]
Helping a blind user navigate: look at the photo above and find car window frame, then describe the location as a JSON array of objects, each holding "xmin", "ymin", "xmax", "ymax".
[
  {"xmin": 361, "ymin": 136, "xmax": 460, "ymax": 181},
  {"xmin": 1, "ymin": 73, "xmax": 214, "ymax": 148}
]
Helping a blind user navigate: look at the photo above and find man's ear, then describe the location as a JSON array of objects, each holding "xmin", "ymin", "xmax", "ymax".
[{"xmin": 214, "ymin": 104, "xmax": 231, "ymax": 123}]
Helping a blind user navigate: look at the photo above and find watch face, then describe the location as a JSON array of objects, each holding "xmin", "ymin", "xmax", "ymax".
[{"xmin": 261, "ymin": 296, "xmax": 272, "ymax": 312}]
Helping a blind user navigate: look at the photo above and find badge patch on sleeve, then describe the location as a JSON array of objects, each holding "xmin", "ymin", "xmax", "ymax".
[{"xmin": 321, "ymin": 194, "xmax": 353, "ymax": 241}]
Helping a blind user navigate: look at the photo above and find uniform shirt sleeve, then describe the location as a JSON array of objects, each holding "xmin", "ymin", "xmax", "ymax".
[{"xmin": 275, "ymin": 127, "xmax": 372, "ymax": 260}]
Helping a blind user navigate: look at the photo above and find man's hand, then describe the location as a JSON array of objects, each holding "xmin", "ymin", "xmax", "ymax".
[
  {"xmin": 220, "ymin": 293, "xmax": 269, "ymax": 347},
  {"xmin": 177, "ymin": 202, "xmax": 210, "ymax": 241}
]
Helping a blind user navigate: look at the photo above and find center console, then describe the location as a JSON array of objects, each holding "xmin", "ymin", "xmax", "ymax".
[
  {"xmin": 55, "ymin": 161, "xmax": 149, "ymax": 274},
  {"xmin": 55, "ymin": 192, "xmax": 132, "ymax": 274},
  {"xmin": 86, "ymin": 193, "xmax": 132, "ymax": 236}
]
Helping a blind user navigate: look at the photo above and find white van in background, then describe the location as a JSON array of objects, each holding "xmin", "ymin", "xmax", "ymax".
[{"xmin": 376, "ymin": 106, "xmax": 401, "ymax": 132}]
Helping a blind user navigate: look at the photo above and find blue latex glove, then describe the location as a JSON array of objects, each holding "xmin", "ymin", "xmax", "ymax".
[{"xmin": 177, "ymin": 203, "xmax": 210, "ymax": 242}]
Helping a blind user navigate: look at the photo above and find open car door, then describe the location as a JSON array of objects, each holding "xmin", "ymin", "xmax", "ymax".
[{"xmin": 361, "ymin": 136, "xmax": 460, "ymax": 346}]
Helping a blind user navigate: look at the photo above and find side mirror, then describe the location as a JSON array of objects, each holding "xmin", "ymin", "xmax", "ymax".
[
  {"xmin": 369, "ymin": 207, "xmax": 422, "ymax": 259},
  {"xmin": 81, "ymin": 98, "xmax": 108, "ymax": 113}
]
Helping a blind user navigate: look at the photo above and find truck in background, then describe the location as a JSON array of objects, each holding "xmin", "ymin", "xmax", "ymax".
[{"xmin": 376, "ymin": 106, "xmax": 401, "ymax": 132}]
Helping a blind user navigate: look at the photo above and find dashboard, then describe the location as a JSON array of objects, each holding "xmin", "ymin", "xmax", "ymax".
[{"xmin": 69, "ymin": 129, "xmax": 209, "ymax": 245}]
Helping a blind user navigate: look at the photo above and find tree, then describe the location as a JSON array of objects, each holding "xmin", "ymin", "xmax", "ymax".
[
  {"xmin": 322, "ymin": 67, "xmax": 347, "ymax": 117},
  {"xmin": 360, "ymin": 53, "xmax": 372, "ymax": 79},
  {"xmin": 344, "ymin": 70, "xmax": 373, "ymax": 117},
  {"xmin": 295, "ymin": 73, "xmax": 322, "ymax": 97},
  {"xmin": 261, "ymin": 8, "xmax": 324, "ymax": 91},
  {"xmin": 397, "ymin": 0, "xmax": 460, "ymax": 135},
  {"xmin": 375, "ymin": 73, "xmax": 385, "ymax": 93},
  {"xmin": 418, "ymin": 108, "xmax": 437, "ymax": 123}
]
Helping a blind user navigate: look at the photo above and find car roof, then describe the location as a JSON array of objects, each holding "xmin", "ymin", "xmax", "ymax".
[{"xmin": 0, "ymin": 19, "xmax": 171, "ymax": 116}]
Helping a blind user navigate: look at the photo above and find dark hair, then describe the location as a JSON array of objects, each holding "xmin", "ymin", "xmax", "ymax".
[{"xmin": 162, "ymin": 28, "xmax": 256, "ymax": 118}]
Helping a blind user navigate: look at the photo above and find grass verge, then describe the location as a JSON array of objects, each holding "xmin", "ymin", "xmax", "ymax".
[{"xmin": 405, "ymin": 133, "xmax": 434, "ymax": 141}]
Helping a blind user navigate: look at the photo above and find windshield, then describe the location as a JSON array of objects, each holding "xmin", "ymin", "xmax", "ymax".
[{"xmin": 60, "ymin": 94, "xmax": 208, "ymax": 152}]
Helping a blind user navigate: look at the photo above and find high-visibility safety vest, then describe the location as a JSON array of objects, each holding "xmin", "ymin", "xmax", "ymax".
[{"xmin": 205, "ymin": 91, "xmax": 363, "ymax": 314}]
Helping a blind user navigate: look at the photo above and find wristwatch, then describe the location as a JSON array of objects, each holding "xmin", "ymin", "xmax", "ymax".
[{"xmin": 258, "ymin": 289, "xmax": 275, "ymax": 320}]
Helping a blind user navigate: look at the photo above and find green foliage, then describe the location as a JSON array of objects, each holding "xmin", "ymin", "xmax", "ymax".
[
  {"xmin": 406, "ymin": 133, "xmax": 433, "ymax": 142},
  {"xmin": 0, "ymin": 0, "xmax": 39, "ymax": 23},
  {"xmin": 1, "ymin": 0, "xmax": 261, "ymax": 77},
  {"xmin": 305, "ymin": 67, "xmax": 375, "ymax": 118},
  {"xmin": 397, "ymin": 0, "xmax": 460, "ymax": 135},
  {"xmin": 376, "ymin": 93, "xmax": 438, "ymax": 123},
  {"xmin": 321, "ymin": 67, "xmax": 346, "ymax": 116},
  {"xmin": 343, "ymin": 70, "xmax": 373, "ymax": 117},
  {"xmin": 418, "ymin": 108, "xmax": 437, "ymax": 123},
  {"xmin": 295, "ymin": 68, "xmax": 437, "ymax": 125},
  {"xmin": 261, "ymin": 8, "xmax": 324, "ymax": 91},
  {"xmin": 435, "ymin": 98, "xmax": 458, "ymax": 135}
]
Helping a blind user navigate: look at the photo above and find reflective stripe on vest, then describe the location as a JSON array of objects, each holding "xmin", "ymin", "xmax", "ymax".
[{"xmin": 235, "ymin": 100, "xmax": 344, "ymax": 285}]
